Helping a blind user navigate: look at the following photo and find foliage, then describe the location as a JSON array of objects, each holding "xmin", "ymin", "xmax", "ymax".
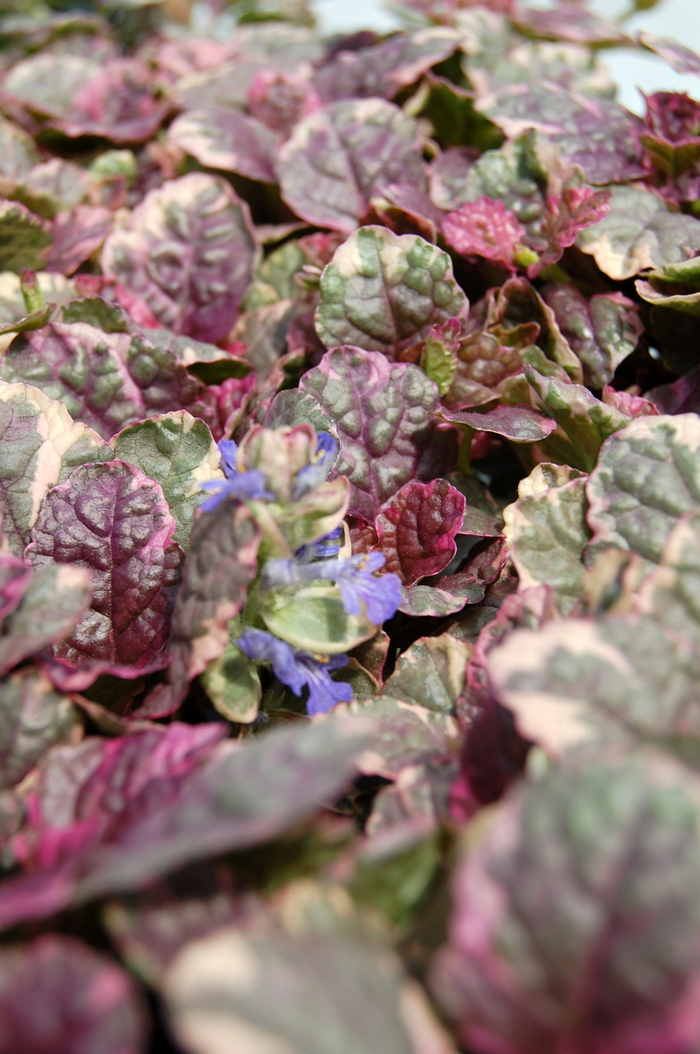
[{"xmin": 1, "ymin": 1, "xmax": 700, "ymax": 1051}]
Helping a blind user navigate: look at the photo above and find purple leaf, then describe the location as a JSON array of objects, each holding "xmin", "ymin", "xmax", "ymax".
[
  {"xmin": 0, "ymin": 546, "xmax": 31, "ymax": 628},
  {"xmin": 50, "ymin": 59, "xmax": 171, "ymax": 143},
  {"xmin": 312, "ymin": 28, "xmax": 459, "ymax": 102},
  {"xmin": 136, "ymin": 500, "xmax": 260, "ymax": 718},
  {"xmin": 278, "ymin": 100, "xmax": 427, "ymax": 234},
  {"xmin": 440, "ymin": 404, "xmax": 558, "ymax": 443},
  {"xmin": 0, "ymin": 720, "xmax": 369, "ymax": 928},
  {"xmin": 430, "ymin": 755, "xmax": 700, "ymax": 1054},
  {"xmin": 0, "ymin": 322, "xmax": 203, "ymax": 440},
  {"xmin": 374, "ymin": 479, "xmax": 466, "ymax": 586},
  {"xmin": 512, "ymin": 3, "xmax": 632, "ymax": 46},
  {"xmin": 399, "ymin": 536, "xmax": 507, "ymax": 616},
  {"xmin": 443, "ymin": 196, "xmax": 526, "ymax": 268},
  {"xmin": 246, "ymin": 69, "xmax": 321, "ymax": 137},
  {"xmin": 638, "ymin": 32, "xmax": 700, "ymax": 77},
  {"xmin": 542, "ymin": 284, "xmax": 643, "ymax": 390},
  {"xmin": 44, "ymin": 206, "xmax": 112, "ymax": 276},
  {"xmin": 0, "ymin": 564, "xmax": 92, "ymax": 676},
  {"xmin": 0, "ymin": 934, "xmax": 148, "ymax": 1054},
  {"xmin": 474, "ymin": 82, "xmax": 645, "ymax": 186},
  {"xmin": 299, "ymin": 346, "xmax": 458, "ymax": 521},
  {"xmin": 102, "ymin": 173, "xmax": 258, "ymax": 343},
  {"xmin": 167, "ymin": 108, "xmax": 279, "ymax": 183},
  {"xmin": 647, "ymin": 363, "xmax": 700, "ymax": 414},
  {"xmin": 429, "ymin": 147, "xmax": 478, "ymax": 211},
  {"xmin": 25, "ymin": 461, "xmax": 183, "ymax": 679},
  {"xmin": 370, "ymin": 182, "xmax": 445, "ymax": 242}
]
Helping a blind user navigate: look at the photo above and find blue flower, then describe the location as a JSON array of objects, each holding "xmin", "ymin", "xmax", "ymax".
[
  {"xmin": 199, "ymin": 439, "xmax": 275, "ymax": 512},
  {"xmin": 237, "ymin": 628, "xmax": 352, "ymax": 716},
  {"xmin": 296, "ymin": 526, "xmax": 343, "ymax": 562},
  {"xmin": 291, "ymin": 432, "xmax": 338, "ymax": 500},
  {"xmin": 332, "ymin": 553, "xmax": 403, "ymax": 624}
]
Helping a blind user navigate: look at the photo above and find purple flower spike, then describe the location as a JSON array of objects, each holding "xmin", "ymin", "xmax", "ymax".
[
  {"xmin": 334, "ymin": 553, "xmax": 403, "ymax": 625},
  {"xmin": 199, "ymin": 439, "xmax": 275, "ymax": 512},
  {"xmin": 237, "ymin": 628, "xmax": 352, "ymax": 715},
  {"xmin": 291, "ymin": 432, "xmax": 339, "ymax": 500}
]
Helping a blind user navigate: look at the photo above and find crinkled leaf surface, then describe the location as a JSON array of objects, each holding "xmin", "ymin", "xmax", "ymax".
[
  {"xmin": 506, "ymin": 466, "xmax": 589, "ymax": 616},
  {"xmin": 0, "ymin": 934, "xmax": 147, "ymax": 1054},
  {"xmin": 0, "ymin": 668, "xmax": 78, "ymax": 791},
  {"xmin": 526, "ymin": 366, "xmax": 629, "ymax": 472},
  {"xmin": 374, "ymin": 478, "xmax": 466, "ymax": 585},
  {"xmin": 278, "ymin": 101, "xmax": 427, "ymax": 235},
  {"xmin": 576, "ymin": 184, "xmax": 700, "ymax": 280},
  {"xmin": 315, "ymin": 226, "xmax": 467, "ymax": 359},
  {"xmin": 0, "ymin": 380, "xmax": 111, "ymax": 555},
  {"xmin": 299, "ymin": 347, "xmax": 457, "ymax": 521},
  {"xmin": 587, "ymin": 413, "xmax": 700, "ymax": 572},
  {"xmin": 473, "ymin": 81, "xmax": 644, "ymax": 186},
  {"xmin": 112, "ymin": 411, "xmax": 223, "ymax": 548},
  {"xmin": 0, "ymin": 322, "xmax": 203, "ymax": 440},
  {"xmin": 102, "ymin": 173, "xmax": 258, "ymax": 343},
  {"xmin": 167, "ymin": 108, "xmax": 279, "ymax": 183},
  {"xmin": 431, "ymin": 753, "xmax": 700, "ymax": 1054},
  {"xmin": 541, "ymin": 284, "xmax": 642, "ymax": 391},
  {"xmin": 25, "ymin": 461, "xmax": 183, "ymax": 676}
]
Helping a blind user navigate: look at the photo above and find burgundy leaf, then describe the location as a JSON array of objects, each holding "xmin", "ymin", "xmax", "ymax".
[
  {"xmin": 167, "ymin": 108, "xmax": 279, "ymax": 183},
  {"xmin": 25, "ymin": 461, "xmax": 183, "ymax": 680},
  {"xmin": 371, "ymin": 182, "xmax": 445, "ymax": 242},
  {"xmin": 440, "ymin": 404, "xmax": 558, "ymax": 443},
  {"xmin": 442, "ymin": 196, "xmax": 526, "ymax": 268},
  {"xmin": 0, "ymin": 546, "xmax": 31, "ymax": 629},
  {"xmin": 44, "ymin": 206, "xmax": 112, "ymax": 276},
  {"xmin": 374, "ymin": 478, "xmax": 466, "ymax": 586},
  {"xmin": 51, "ymin": 59, "xmax": 170, "ymax": 143},
  {"xmin": 647, "ymin": 364, "xmax": 700, "ymax": 414},
  {"xmin": 299, "ymin": 346, "xmax": 458, "ymax": 521},
  {"xmin": 278, "ymin": 99, "xmax": 427, "ymax": 235},
  {"xmin": 247, "ymin": 69, "xmax": 321, "ymax": 137},
  {"xmin": 102, "ymin": 173, "xmax": 258, "ymax": 343},
  {"xmin": 0, "ymin": 934, "xmax": 148, "ymax": 1054}
]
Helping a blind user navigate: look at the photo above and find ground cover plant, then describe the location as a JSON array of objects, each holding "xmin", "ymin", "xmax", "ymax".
[{"xmin": 4, "ymin": 0, "xmax": 700, "ymax": 1049}]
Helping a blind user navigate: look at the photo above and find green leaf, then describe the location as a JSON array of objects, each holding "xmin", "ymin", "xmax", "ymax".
[
  {"xmin": 112, "ymin": 411, "xmax": 223, "ymax": 549},
  {"xmin": 0, "ymin": 667, "xmax": 78, "ymax": 790},
  {"xmin": 381, "ymin": 633, "xmax": 470, "ymax": 716},
  {"xmin": 525, "ymin": 366, "xmax": 629, "ymax": 472},
  {"xmin": 576, "ymin": 184, "xmax": 700, "ymax": 280},
  {"xmin": 506, "ymin": 466, "xmax": 590, "ymax": 615},
  {"xmin": 0, "ymin": 199, "xmax": 51, "ymax": 272},
  {"xmin": 262, "ymin": 585, "xmax": 376, "ymax": 654},
  {"xmin": 315, "ymin": 226, "xmax": 468, "ymax": 360},
  {"xmin": 0, "ymin": 379, "xmax": 112, "ymax": 555},
  {"xmin": 200, "ymin": 639, "xmax": 262, "ymax": 724},
  {"xmin": 587, "ymin": 413, "xmax": 700, "ymax": 572},
  {"xmin": 639, "ymin": 509, "xmax": 700, "ymax": 645},
  {"xmin": 488, "ymin": 614, "xmax": 700, "ymax": 761}
]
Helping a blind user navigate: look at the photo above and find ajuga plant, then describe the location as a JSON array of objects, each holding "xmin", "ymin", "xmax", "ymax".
[{"xmin": 5, "ymin": 0, "xmax": 700, "ymax": 1050}]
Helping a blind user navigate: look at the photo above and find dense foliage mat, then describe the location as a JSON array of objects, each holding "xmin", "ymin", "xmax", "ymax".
[{"xmin": 2, "ymin": 0, "xmax": 700, "ymax": 1050}]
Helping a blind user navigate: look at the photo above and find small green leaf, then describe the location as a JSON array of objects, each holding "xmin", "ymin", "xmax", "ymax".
[
  {"xmin": 315, "ymin": 226, "xmax": 468, "ymax": 360},
  {"xmin": 262, "ymin": 585, "xmax": 376, "ymax": 654},
  {"xmin": 201, "ymin": 640, "xmax": 262, "ymax": 724},
  {"xmin": 112, "ymin": 411, "xmax": 223, "ymax": 549}
]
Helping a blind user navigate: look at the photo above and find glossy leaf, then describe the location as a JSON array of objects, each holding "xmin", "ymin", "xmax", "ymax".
[
  {"xmin": 102, "ymin": 173, "xmax": 258, "ymax": 343},
  {"xmin": 299, "ymin": 346, "xmax": 457, "ymax": 521},
  {"xmin": 278, "ymin": 101, "xmax": 427, "ymax": 235},
  {"xmin": 374, "ymin": 478, "xmax": 466, "ymax": 585},
  {"xmin": 25, "ymin": 461, "xmax": 183, "ymax": 677}
]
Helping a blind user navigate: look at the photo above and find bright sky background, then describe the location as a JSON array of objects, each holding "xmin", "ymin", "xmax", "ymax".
[{"xmin": 311, "ymin": 0, "xmax": 700, "ymax": 114}]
